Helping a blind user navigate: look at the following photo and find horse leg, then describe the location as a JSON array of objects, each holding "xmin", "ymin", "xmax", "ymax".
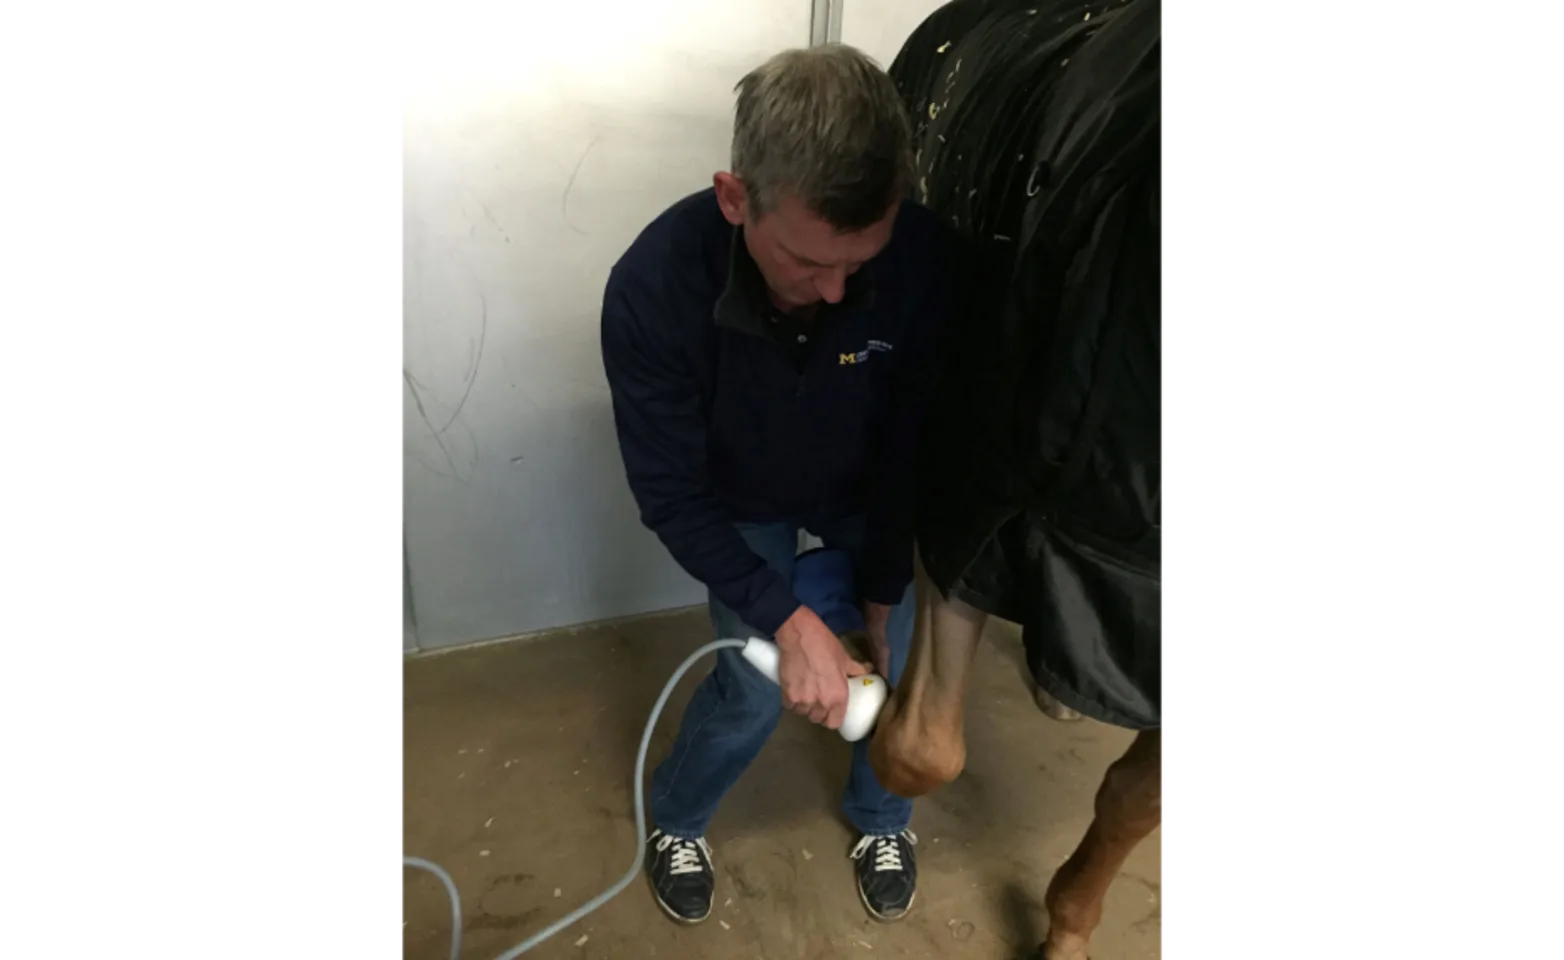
[
  {"xmin": 1040, "ymin": 729, "xmax": 1161, "ymax": 960},
  {"xmin": 868, "ymin": 551, "xmax": 987, "ymax": 797}
]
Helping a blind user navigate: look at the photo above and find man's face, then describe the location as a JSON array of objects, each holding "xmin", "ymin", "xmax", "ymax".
[{"xmin": 714, "ymin": 173, "xmax": 898, "ymax": 312}]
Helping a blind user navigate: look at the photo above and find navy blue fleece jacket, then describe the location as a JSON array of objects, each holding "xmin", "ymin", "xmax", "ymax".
[{"xmin": 600, "ymin": 188, "xmax": 952, "ymax": 634}]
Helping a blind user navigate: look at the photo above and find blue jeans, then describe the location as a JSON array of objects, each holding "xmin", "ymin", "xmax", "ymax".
[{"xmin": 649, "ymin": 516, "xmax": 915, "ymax": 838}]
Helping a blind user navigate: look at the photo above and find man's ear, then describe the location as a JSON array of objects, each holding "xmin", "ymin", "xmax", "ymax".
[{"xmin": 713, "ymin": 171, "xmax": 748, "ymax": 227}]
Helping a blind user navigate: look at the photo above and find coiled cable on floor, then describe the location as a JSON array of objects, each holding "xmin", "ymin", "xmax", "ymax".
[{"xmin": 403, "ymin": 637, "xmax": 748, "ymax": 960}]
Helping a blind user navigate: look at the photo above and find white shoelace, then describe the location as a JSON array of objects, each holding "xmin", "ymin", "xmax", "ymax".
[
  {"xmin": 849, "ymin": 830, "xmax": 917, "ymax": 872},
  {"xmin": 653, "ymin": 831, "xmax": 712, "ymax": 877}
]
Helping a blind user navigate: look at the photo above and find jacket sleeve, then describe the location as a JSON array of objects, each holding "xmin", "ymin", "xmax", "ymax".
[
  {"xmin": 859, "ymin": 237, "xmax": 956, "ymax": 606},
  {"xmin": 600, "ymin": 264, "xmax": 801, "ymax": 635}
]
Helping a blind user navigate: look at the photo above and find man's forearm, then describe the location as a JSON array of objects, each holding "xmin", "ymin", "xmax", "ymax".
[{"xmin": 643, "ymin": 499, "xmax": 799, "ymax": 635}]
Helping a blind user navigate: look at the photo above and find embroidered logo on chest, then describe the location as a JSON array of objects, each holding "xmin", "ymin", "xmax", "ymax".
[{"xmin": 838, "ymin": 339, "xmax": 894, "ymax": 365}]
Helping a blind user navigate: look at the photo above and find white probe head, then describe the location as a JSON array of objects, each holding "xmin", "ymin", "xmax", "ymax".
[{"xmin": 838, "ymin": 672, "xmax": 889, "ymax": 742}]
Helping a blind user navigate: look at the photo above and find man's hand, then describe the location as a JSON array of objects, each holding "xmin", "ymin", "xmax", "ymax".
[
  {"xmin": 862, "ymin": 601, "xmax": 893, "ymax": 679},
  {"xmin": 774, "ymin": 605, "xmax": 869, "ymax": 729}
]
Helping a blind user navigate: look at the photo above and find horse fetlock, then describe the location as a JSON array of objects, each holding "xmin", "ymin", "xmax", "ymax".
[{"xmin": 868, "ymin": 696, "xmax": 966, "ymax": 797}]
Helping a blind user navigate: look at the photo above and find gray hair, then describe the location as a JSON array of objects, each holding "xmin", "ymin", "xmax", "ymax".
[{"xmin": 731, "ymin": 45, "xmax": 913, "ymax": 230}]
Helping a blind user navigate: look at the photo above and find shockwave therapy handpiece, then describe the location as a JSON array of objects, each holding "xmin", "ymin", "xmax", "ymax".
[{"xmin": 738, "ymin": 636, "xmax": 888, "ymax": 742}]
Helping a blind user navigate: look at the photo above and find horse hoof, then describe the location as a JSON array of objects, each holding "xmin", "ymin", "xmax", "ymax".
[{"xmin": 1034, "ymin": 686, "xmax": 1084, "ymax": 722}]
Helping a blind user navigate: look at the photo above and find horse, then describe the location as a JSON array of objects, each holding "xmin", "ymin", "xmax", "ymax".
[{"xmin": 869, "ymin": 2, "xmax": 1161, "ymax": 957}]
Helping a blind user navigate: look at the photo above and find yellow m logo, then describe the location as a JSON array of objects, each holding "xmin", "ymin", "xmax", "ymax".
[{"xmin": 839, "ymin": 353, "xmax": 857, "ymax": 365}]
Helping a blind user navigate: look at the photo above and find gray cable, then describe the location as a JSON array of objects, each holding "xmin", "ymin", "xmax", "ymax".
[
  {"xmin": 402, "ymin": 857, "xmax": 460, "ymax": 960},
  {"xmin": 403, "ymin": 637, "xmax": 748, "ymax": 960}
]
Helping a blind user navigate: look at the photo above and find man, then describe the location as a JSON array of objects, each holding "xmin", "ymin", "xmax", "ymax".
[{"xmin": 600, "ymin": 45, "xmax": 952, "ymax": 925}]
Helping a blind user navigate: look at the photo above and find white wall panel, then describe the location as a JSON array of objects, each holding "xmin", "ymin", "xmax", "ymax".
[{"xmin": 403, "ymin": 2, "xmax": 813, "ymax": 648}]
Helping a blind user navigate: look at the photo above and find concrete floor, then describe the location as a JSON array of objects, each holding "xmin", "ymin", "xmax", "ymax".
[{"xmin": 404, "ymin": 610, "xmax": 1160, "ymax": 959}]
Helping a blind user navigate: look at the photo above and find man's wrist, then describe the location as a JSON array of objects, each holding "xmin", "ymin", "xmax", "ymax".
[
  {"xmin": 774, "ymin": 604, "xmax": 808, "ymax": 650},
  {"xmin": 863, "ymin": 600, "xmax": 892, "ymax": 627}
]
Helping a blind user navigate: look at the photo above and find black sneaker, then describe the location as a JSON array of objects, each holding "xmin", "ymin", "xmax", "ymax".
[
  {"xmin": 645, "ymin": 828, "xmax": 715, "ymax": 924},
  {"xmin": 850, "ymin": 829, "xmax": 918, "ymax": 921}
]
